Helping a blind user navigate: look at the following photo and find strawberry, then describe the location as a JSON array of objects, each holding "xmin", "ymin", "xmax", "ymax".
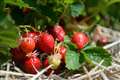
[
  {"xmin": 22, "ymin": 31, "xmax": 41, "ymax": 48},
  {"xmin": 49, "ymin": 25, "xmax": 65, "ymax": 41},
  {"xmin": 38, "ymin": 32, "xmax": 54, "ymax": 54},
  {"xmin": 43, "ymin": 58, "xmax": 49, "ymax": 67},
  {"xmin": 71, "ymin": 32, "xmax": 89, "ymax": 49},
  {"xmin": 23, "ymin": 56, "xmax": 42, "ymax": 74},
  {"xmin": 48, "ymin": 54, "xmax": 61, "ymax": 69},
  {"xmin": 10, "ymin": 48, "xmax": 26, "ymax": 64},
  {"xmin": 43, "ymin": 58, "xmax": 63, "ymax": 75},
  {"xmin": 19, "ymin": 37, "xmax": 35, "ymax": 53},
  {"xmin": 59, "ymin": 46, "xmax": 67, "ymax": 62}
]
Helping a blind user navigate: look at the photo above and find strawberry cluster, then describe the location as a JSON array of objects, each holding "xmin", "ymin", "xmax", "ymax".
[{"xmin": 10, "ymin": 25, "xmax": 89, "ymax": 75}]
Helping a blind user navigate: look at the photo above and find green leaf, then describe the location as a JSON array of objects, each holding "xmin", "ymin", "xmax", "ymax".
[
  {"xmin": 67, "ymin": 43, "xmax": 77, "ymax": 51},
  {"xmin": 64, "ymin": 35, "xmax": 71, "ymax": 44},
  {"xmin": 81, "ymin": 51, "xmax": 93, "ymax": 65},
  {"xmin": 0, "ymin": 0, "xmax": 4, "ymax": 10},
  {"xmin": 84, "ymin": 0, "xmax": 100, "ymax": 7},
  {"xmin": 70, "ymin": 3, "xmax": 85, "ymax": 17},
  {"xmin": 64, "ymin": 35, "xmax": 77, "ymax": 50},
  {"xmin": 0, "ymin": 15, "xmax": 18, "ymax": 47},
  {"xmin": 79, "ymin": 52, "xmax": 85, "ymax": 64},
  {"xmin": 83, "ymin": 42, "xmax": 97, "ymax": 50},
  {"xmin": 65, "ymin": 49, "xmax": 80, "ymax": 70},
  {"xmin": 36, "ymin": 5, "xmax": 59, "ymax": 24},
  {"xmin": 64, "ymin": 0, "xmax": 74, "ymax": 4},
  {"xmin": 107, "ymin": 3, "xmax": 120, "ymax": 20},
  {"xmin": 0, "ymin": 45, "xmax": 11, "ymax": 65},
  {"xmin": 83, "ymin": 47, "xmax": 112, "ymax": 67},
  {"xmin": 0, "ymin": 14, "xmax": 18, "ymax": 65},
  {"xmin": 0, "ymin": 11, "xmax": 6, "ymax": 22},
  {"xmin": 0, "ymin": 36, "xmax": 18, "ymax": 47},
  {"xmin": 4, "ymin": 0, "xmax": 28, "ymax": 8},
  {"xmin": 23, "ymin": 0, "xmax": 36, "ymax": 7}
]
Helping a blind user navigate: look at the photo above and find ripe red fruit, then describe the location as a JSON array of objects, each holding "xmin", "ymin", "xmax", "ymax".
[
  {"xmin": 43, "ymin": 58, "xmax": 49, "ymax": 67},
  {"xmin": 22, "ymin": 32, "xmax": 41, "ymax": 48},
  {"xmin": 19, "ymin": 37, "xmax": 35, "ymax": 53},
  {"xmin": 71, "ymin": 32, "xmax": 89, "ymax": 49},
  {"xmin": 51, "ymin": 25, "xmax": 65, "ymax": 41},
  {"xmin": 23, "ymin": 56, "xmax": 42, "ymax": 74},
  {"xmin": 10, "ymin": 48, "xmax": 25, "ymax": 63},
  {"xmin": 38, "ymin": 32, "xmax": 54, "ymax": 53},
  {"xmin": 59, "ymin": 46, "xmax": 67, "ymax": 62}
]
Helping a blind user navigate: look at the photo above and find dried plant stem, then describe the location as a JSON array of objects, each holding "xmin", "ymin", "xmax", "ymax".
[
  {"xmin": 70, "ymin": 74, "xmax": 81, "ymax": 79},
  {"xmin": 83, "ymin": 66, "xmax": 92, "ymax": 80},
  {"xmin": 0, "ymin": 70, "xmax": 34, "ymax": 77},
  {"xmin": 50, "ymin": 74, "xmax": 64, "ymax": 80},
  {"xmin": 72, "ymin": 64, "xmax": 119, "ymax": 80},
  {"xmin": 103, "ymin": 39, "xmax": 120, "ymax": 49},
  {"xmin": 92, "ymin": 61, "xmax": 106, "ymax": 69},
  {"xmin": 89, "ymin": 60, "xmax": 104, "ymax": 73},
  {"xmin": 1, "ymin": 60, "xmax": 10, "ymax": 67},
  {"xmin": 72, "ymin": 69, "xmax": 104, "ymax": 80},
  {"xmin": 47, "ymin": 70, "xmax": 54, "ymax": 79},
  {"xmin": 110, "ymin": 70, "xmax": 120, "ymax": 75},
  {"xmin": 5, "ymin": 63, "xmax": 10, "ymax": 80},
  {"xmin": 31, "ymin": 64, "xmax": 53, "ymax": 80},
  {"xmin": 92, "ymin": 74, "xmax": 100, "ymax": 79},
  {"xmin": 11, "ymin": 75, "xmax": 16, "ymax": 80},
  {"xmin": 100, "ymin": 72, "xmax": 110, "ymax": 80},
  {"xmin": 112, "ymin": 57, "xmax": 120, "ymax": 64},
  {"xmin": 14, "ymin": 66, "xmax": 23, "ymax": 73}
]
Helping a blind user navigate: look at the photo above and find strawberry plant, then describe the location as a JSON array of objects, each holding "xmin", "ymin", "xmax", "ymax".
[{"xmin": 0, "ymin": 0, "xmax": 120, "ymax": 79}]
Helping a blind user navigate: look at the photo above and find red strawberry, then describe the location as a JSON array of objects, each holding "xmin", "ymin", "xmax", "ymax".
[
  {"xmin": 23, "ymin": 56, "xmax": 42, "ymax": 74},
  {"xmin": 71, "ymin": 32, "xmax": 89, "ymax": 49},
  {"xmin": 38, "ymin": 32, "xmax": 54, "ymax": 54},
  {"xmin": 50, "ymin": 25, "xmax": 65, "ymax": 41},
  {"xmin": 10, "ymin": 48, "xmax": 26, "ymax": 64},
  {"xmin": 59, "ymin": 46, "xmax": 67, "ymax": 62},
  {"xmin": 43, "ymin": 58, "xmax": 49, "ymax": 67},
  {"xmin": 22, "ymin": 32, "xmax": 41, "ymax": 48},
  {"xmin": 19, "ymin": 37, "xmax": 35, "ymax": 53}
]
